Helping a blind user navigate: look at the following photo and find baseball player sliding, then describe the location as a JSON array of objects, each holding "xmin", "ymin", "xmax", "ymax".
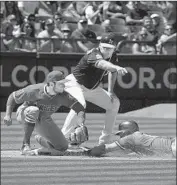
[
  {"xmin": 3, "ymin": 71, "xmax": 89, "ymax": 155},
  {"xmin": 88, "ymin": 120, "xmax": 176, "ymax": 158},
  {"xmin": 62, "ymin": 33, "xmax": 128, "ymax": 145}
]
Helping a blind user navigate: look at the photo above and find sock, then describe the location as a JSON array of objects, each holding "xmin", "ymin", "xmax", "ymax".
[{"xmin": 22, "ymin": 122, "xmax": 35, "ymax": 146}]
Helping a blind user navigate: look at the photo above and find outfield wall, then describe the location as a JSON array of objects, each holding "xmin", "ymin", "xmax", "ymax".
[{"xmin": 0, "ymin": 52, "xmax": 176, "ymax": 112}]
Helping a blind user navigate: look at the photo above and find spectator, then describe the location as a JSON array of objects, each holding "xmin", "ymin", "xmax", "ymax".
[
  {"xmin": 58, "ymin": 2, "xmax": 81, "ymax": 22},
  {"xmin": 157, "ymin": 24, "xmax": 176, "ymax": 54},
  {"xmin": 103, "ymin": 1, "xmax": 126, "ymax": 19},
  {"xmin": 1, "ymin": 32, "xmax": 7, "ymax": 51},
  {"xmin": 150, "ymin": 13, "xmax": 165, "ymax": 37},
  {"xmin": 3, "ymin": 1, "xmax": 24, "ymax": 25},
  {"xmin": 35, "ymin": 1, "xmax": 58, "ymax": 17},
  {"xmin": 15, "ymin": 22, "xmax": 36, "ymax": 52},
  {"xmin": 2, "ymin": 14, "xmax": 21, "ymax": 51},
  {"xmin": 132, "ymin": 28, "xmax": 156, "ymax": 55},
  {"xmin": 75, "ymin": 1, "xmax": 88, "ymax": 18},
  {"xmin": 37, "ymin": 18, "xmax": 61, "ymax": 52},
  {"xmin": 163, "ymin": 1, "xmax": 177, "ymax": 32},
  {"xmin": 59, "ymin": 24, "xmax": 75, "ymax": 53},
  {"xmin": 101, "ymin": 19, "xmax": 112, "ymax": 33},
  {"xmin": 141, "ymin": 16, "xmax": 159, "ymax": 44},
  {"xmin": 126, "ymin": 1, "xmax": 148, "ymax": 26},
  {"xmin": 17, "ymin": 1, "xmax": 39, "ymax": 16},
  {"xmin": 27, "ymin": 14, "xmax": 36, "ymax": 27},
  {"xmin": 71, "ymin": 19, "xmax": 97, "ymax": 53},
  {"xmin": 53, "ymin": 12, "xmax": 63, "ymax": 37},
  {"xmin": 47, "ymin": 1, "xmax": 59, "ymax": 15},
  {"xmin": 85, "ymin": 2, "xmax": 104, "ymax": 25}
]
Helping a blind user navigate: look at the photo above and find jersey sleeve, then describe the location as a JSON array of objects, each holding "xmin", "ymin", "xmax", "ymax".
[
  {"xmin": 118, "ymin": 135, "xmax": 135, "ymax": 149},
  {"xmin": 61, "ymin": 93, "xmax": 85, "ymax": 114},
  {"xmin": 12, "ymin": 85, "xmax": 39, "ymax": 104}
]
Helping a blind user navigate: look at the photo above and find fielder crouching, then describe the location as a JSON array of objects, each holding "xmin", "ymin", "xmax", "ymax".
[{"xmin": 3, "ymin": 71, "xmax": 88, "ymax": 156}]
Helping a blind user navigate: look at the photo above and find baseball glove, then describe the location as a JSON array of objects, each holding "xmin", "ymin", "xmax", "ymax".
[{"xmin": 69, "ymin": 125, "xmax": 89, "ymax": 145}]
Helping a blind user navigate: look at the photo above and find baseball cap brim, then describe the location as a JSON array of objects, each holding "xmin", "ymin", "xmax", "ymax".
[
  {"xmin": 46, "ymin": 71, "xmax": 64, "ymax": 83},
  {"xmin": 100, "ymin": 43, "xmax": 116, "ymax": 49}
]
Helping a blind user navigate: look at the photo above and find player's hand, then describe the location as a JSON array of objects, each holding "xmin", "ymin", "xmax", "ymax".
[
  {"xmin": 115, "ymin": 66, "xmax": 128, "ymax": 76},
  {"xmin": 108, "ymin": 92, "xmax": 116, "ymax": 103},
  {"xmin": 3, "ymin": 115, "xmax": 12, "ymax": 126},
  {"xmin": 88, "ymin": 144, "xmax": 106, "ymax": 157}
]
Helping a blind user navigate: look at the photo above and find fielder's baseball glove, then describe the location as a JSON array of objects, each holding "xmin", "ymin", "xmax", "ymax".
[{"xmin": 69, "ymin": 125, "xmax": 89, "ymax": 145}]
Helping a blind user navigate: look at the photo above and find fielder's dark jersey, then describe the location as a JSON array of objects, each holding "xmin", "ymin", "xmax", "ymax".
[
  {"xmin": 13, "ymin": 83, "xmax": 82, "ymax": 118},
  {"xmin": 116, "ymin": 131, "xmax": 174, "ymax": 156},
  {"xmin": 73, "ymin": 48, "xmax": 107, "ymax": 89}
]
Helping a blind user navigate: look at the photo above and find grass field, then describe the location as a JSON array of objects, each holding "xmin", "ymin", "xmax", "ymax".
[{"xmin": 1, "ymin": 112, "xmax": 176, "ymax": 185}]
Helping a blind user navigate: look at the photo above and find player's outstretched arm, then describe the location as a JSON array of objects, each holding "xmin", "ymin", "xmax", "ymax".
[
  {"xmin": 95, "ymin": 60, "xmax": 128, "ymax": 75},
  {"xmin": 3, "ymin": 93, "xmax": 17, "ymax": 126},
  {"xmin": 89, "ymin": 141, "xmax": 133, "ymax": 157}
]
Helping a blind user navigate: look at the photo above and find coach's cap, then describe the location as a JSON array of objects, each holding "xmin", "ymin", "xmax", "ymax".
[
  {"xmin": 100, "ymin": 33, "xmax": 116, "ymax": 49},
  {"xmin": 46, "ymin": 71, "xmax": 64, "ymax": 83}
]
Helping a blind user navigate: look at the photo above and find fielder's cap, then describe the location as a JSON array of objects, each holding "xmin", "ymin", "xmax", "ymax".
[
  {"xmin": 46, "ymin": 71, "xmax": 64, "ymax": 83},
  {"xmin": 45, "ymin": 18, "xmax": 54, "ymax": 25},
  {"xmin": 100, "ymin": 33, "xmax": 116, "ymax": 49},
  {"xmin": 150, "ymin": 13, "xmax": 160, "ymax": 18}
]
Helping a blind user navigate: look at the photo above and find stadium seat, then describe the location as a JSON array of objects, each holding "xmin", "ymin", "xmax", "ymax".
[
  {"xmin": 163, "ymin": 43, "xmax": 176, "ymax": 55},
  {"xmin": 110, "ymin": 25, "xmax": 130, "ymax": 34},
  {"xmin": 127, "ymin": 25, "xmax": 142, "ymax": 34},
  {"xmin": 88, "ymin": 24, "xmax": 106, "ymax": 37},
  {"xmin": 109, "ymin": 18, "xmax": 126, "ymax": 25},
  {"xmin": 62, "ymin": 16, "xmax": 78, "ymax": 23},
  {"xmin": 119, "ymin": 43, "xmax": 133, "ymax": 54}
]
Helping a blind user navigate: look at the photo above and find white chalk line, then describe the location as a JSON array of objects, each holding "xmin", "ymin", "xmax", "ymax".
[{"xmin": 1, "ymin": 151, "xmax": 176, "ymax": 161}]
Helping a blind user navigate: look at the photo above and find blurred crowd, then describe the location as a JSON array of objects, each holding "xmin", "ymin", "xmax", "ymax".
[{"xmin": 0, "ymin": 1, "xmax": 176, "ymax": 54}]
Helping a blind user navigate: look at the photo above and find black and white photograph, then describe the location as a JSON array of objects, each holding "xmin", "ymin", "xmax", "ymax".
[{"xmin": 1, "ymin": 1, "xmax": 176, "ymax": 185}]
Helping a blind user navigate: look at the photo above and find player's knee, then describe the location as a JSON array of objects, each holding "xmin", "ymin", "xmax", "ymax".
[
  {"xmin": 55, "ymin": 144, "xmax": 68, "ymax": 151},
  {"xmin": 54, "ymin": 140, "xmax": 68, "ymax": 151},
  {"xmin": 24, "ymin": 106, "xmax": 39, "ymax": 124},
  {"xmin": 110, "ymin": 96, "xmax": 120, "ymax": 112}
]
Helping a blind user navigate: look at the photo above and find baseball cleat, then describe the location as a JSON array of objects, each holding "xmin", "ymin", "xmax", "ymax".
[{"xmin": 20, "ymin": 144, "xmax": 33, "ymax": 155}]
